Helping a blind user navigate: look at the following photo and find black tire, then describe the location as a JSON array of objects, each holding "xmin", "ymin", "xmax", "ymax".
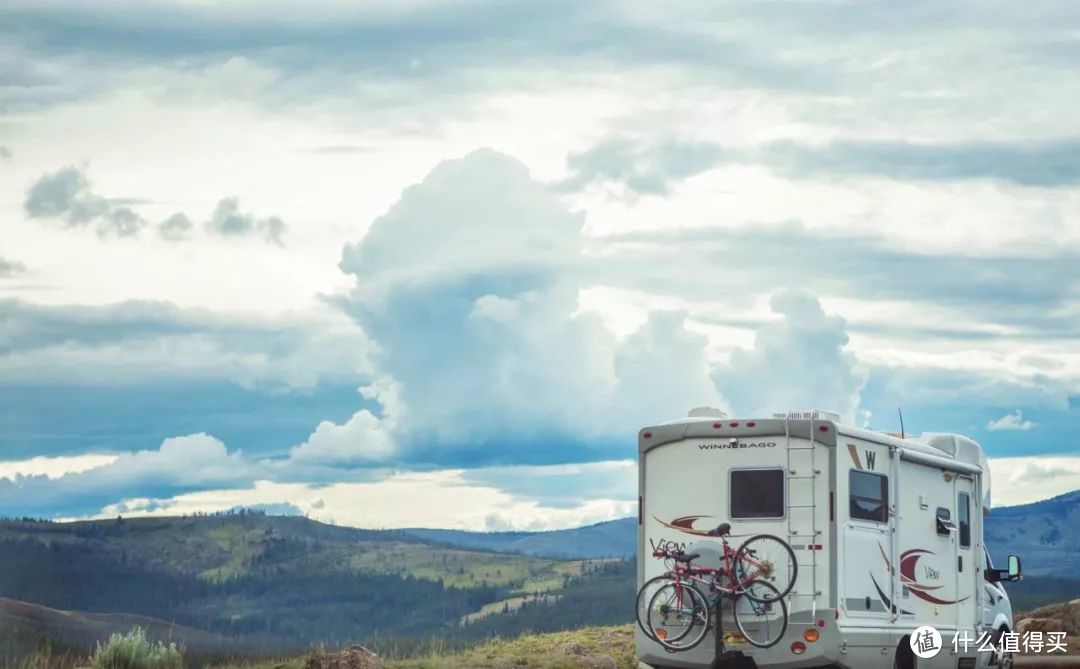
[
  {"xmin": 733, "ymin": 580, "xmax": 788, "ymax": 648},
  {"xmin": 990, "ymin": 627, "xmax": 1014, "ymax": 669},
  {"xmin": 645, "ymin": 581, "xmax": 711, "ymax": 652},
  {"xmin": 735, "ymin": 534, "xmax": 797, "ymax": 602},
  {"xmin": 636, "ymin": 576, "xmax": 674, "ymax": 640},
  {"xmin": 894, "ymin": 636, "xmax": 915, "ymax": 669}
]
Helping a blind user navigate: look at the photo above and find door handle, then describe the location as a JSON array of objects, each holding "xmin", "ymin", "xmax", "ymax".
[{"xmin": 958, "ymin": 555, "xmax": 963, "ymax": 572}]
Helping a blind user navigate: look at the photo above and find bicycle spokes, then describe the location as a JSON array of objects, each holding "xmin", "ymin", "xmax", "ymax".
[
  {"xmin": 646, "ymin": 582, "xmax": 710, "ymax": 652},
  {"xmin": 736, "ymin": 534, "xmax": 797, "ymax": 601},
  {"xmin": 734, "ymin": 580, "xmax": 788, "ymax": 648}
]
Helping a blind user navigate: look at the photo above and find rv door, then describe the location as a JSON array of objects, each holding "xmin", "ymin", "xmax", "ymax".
[{"xmin": 955, "ymin": 475, "xmax": 977, "ymax": 632}]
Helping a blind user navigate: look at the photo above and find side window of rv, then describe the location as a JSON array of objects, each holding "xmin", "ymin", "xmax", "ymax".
[
  {"xmin": 849, "ymin": 470, "xmax": 888, "ymax": 523},
  {"xmin": 958, "ymin": 492, "xmax": 971, "ymax": 548},
  {"xmin": 730, "ymin": 469, "xmax": 785, "ymax": 519}
]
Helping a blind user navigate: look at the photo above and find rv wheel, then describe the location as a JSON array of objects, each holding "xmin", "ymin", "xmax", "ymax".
[
  {"xmin": 990, "ymin": 628, "xmax": 1014, "ymax": 669},
  {"xmin": 893, "ymin": 637, "xmax": 915, "ymax": 669}
]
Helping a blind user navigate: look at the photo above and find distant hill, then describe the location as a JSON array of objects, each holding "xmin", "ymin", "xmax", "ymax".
[
  {"xmin": 986, "ymin": 490, "xmax": 1080, "ymax": 575},
  {"xmin": 0, "ymin": 512, "xmax": 626, "ymax": 656},
  {"xmin": 3, "ymin": 489, "xmax": 1078, "ymax": 660},
  {"xmin": 403, "ymin": 518, "xmax": 637, "ymax": 559},
  {"xmin": 0, "ymin": 596, "xmax": 233, "ymax": 659}
]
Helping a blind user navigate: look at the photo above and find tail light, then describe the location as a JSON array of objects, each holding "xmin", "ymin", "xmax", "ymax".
[{"xmin": 790, "ymin": 641, "xmax": 806, "ymax": 655}]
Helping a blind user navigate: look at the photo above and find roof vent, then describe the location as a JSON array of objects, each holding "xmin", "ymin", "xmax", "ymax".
[
  {"xmin": 773, "ymin": 409, "xmax": 841, "ymax": 422},
  {"xmin": 688, "ymin": 406, "xmax": 727, "ymax": 418}
]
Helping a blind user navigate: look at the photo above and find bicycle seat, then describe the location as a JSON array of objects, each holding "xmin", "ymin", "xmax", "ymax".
[
  {"xmin": 674, "ymin": 552, "xmax": 701, "ymax": 563},
  {"xmin": 708, "ymin": 523, "xmax": 732, "ymax": 537}
]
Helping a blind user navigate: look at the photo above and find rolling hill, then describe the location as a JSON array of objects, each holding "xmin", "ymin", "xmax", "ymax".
[
  {"xmin": 403, "ymin": 518, "xmax": 636, "ymax": 559},
  {"xmin": 3, "ymin": 488, "xmax": 1078, "ymax": 661},
  {"xmin": 0, "ymin": 512, "xmax": 631, "ymax": 658},
  {"xmin": 0, "ymin": 596, "xmax": 233, "ymax": 660}
]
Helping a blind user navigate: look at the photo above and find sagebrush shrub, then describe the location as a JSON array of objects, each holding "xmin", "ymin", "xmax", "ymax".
[{"xmin": 90, "ymin": 628, "xmax": 183, "ymax": 669}]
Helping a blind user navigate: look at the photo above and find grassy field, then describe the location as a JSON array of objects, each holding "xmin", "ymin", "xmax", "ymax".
[{"xmin": 202, "ymin": 626, "xmax": 638, "ymax": 669}]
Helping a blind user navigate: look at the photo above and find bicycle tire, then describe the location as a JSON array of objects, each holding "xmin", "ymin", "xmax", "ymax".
[
  {"xmin": 735, "ymin": 534, "xmax": 797, "ymax": 602},
  {"xmin": 635, "ymin": 575, "xmax": 675, "ymax": 640},
  {"xmin": 733, "ymin": 580, "xmax": 789, "ymax": 648},
  {"xmin": 645, "ymin": 581, "xmax": 711, "ymax": 652}
]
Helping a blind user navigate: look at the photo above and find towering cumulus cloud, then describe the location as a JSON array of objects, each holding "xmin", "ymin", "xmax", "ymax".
[
  {"xmin": 335, "ymin": 149, "xmax": 723, "ymax": 460},
  {"xmin": 713, "ymin": 290, "xmax": 865, "ymax": 420}
]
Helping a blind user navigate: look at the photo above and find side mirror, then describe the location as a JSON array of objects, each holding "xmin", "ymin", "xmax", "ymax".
[{"xmin": 1007, "ymin": 555, "xmax": 1022, "ymax": 581}]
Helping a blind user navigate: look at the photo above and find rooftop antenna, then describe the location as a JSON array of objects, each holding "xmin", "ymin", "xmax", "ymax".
[{"xmin": 898, "ymin": 408, "xmax": 906, "ymax": 440}]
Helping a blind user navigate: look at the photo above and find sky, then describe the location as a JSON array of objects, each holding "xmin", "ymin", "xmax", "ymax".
[{"xmin": 0, "ymin": 0, "xmax": 1077, "ymax": 530}]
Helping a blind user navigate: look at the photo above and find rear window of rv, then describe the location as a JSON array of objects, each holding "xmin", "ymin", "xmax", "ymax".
[
  {"xmin": 730, "ymin": 469, "xmax": 784, "ymax": 519},
  {"xmin": 849, "ymin": 470, "xmax": 888, "ymax": 523}
]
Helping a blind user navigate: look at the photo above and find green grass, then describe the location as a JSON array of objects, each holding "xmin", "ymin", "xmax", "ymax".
[
  {"xmin": 89, "ymin": 628, "xmax": 183, "ymax": 669},
  {"xmin": 206, "ymin": 626, "xmax": 638, "ymax": 669}
]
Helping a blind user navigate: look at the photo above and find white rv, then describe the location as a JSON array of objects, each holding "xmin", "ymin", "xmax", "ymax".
[{"xmin": 636, "ymin": 409, "xmax": 1022, "ymax": 669}]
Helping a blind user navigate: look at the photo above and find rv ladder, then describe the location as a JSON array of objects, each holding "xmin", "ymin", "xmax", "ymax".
[{"xmin": 784, "ymin": 417, "xmax": 822, "ymax": 622}]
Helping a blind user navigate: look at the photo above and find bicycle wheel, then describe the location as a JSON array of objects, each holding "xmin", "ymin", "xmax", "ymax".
[
  {"xmin": 735, "ymin": 534, "xmax": 797, "ymax": 602},
  {"xmin": 645, "ymin": 581, "xmax": 711, "ymax": 652},
  {"xmin": 733, "ymin": 580, "xmax": 788, "ymax": 649},
  {"xmin": 635, "ymin": 575, "xmax": 674, "ymax": 640}
]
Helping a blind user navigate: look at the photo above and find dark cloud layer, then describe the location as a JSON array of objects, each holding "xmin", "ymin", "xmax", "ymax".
[
  {"xmin": 207, "ymin": 197, "xmax": 287, "ymax": 245},
  {"xmin": 158, "ymin": 212, "xmax": 194, "ymax": 241},
  {"xmin": 0, "ymin": 1, "xmax": 820, "ymax": 90},
  {"xmin": 560, "ymin": 136, "xmax": 1080, "ymax": 192},
  {"xmin": 0, "ymin": 257, "xmax": 26, "ymax": 277},
  {"xmin": 24, "ymin": 166, "xmax": 146, "ymax": 237},
  {"xmin": 0, "ymin": 298, "xmax": 367, "ymax": 388},
  {"xmin": 762, "ymin": 138, "xmax": 1080, "ymax": 187},
  {"xmin": 600, "ymin": 223, "xmax": 1079, "ymax": 337},
  {"xmin": 23, "ymin": 166, "xmax": 288, "ymax": 244},
  {"xmin": 558, "ymin": 136, "xmax": 724, "ymax": 196}
]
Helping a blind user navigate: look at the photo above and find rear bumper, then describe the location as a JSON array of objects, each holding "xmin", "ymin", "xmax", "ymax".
[{"xmin": 639, "ymin": 651, "xmax": 762, "ymax": 668}]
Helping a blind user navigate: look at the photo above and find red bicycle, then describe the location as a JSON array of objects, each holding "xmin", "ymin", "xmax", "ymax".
[{"xmin": 637, "ymin": 523, "xmax": 796, "ymax": 650}]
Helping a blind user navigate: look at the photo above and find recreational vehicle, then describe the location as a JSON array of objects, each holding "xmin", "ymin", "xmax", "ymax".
[{"xmin": 636, "ymin": 409, "xmax": 1022, "ymax": 669}]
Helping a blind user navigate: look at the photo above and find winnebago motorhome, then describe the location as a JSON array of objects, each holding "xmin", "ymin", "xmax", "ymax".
[{"xmin": 636, "ymin": 409, "xmax": 1022, "ymax": 669}]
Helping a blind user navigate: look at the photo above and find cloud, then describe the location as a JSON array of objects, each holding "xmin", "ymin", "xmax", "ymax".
[
  {"xmin": 613, "ymin": 309, "xmax": 727, "ymax": 423},
  {"xmin": 24, "ymin": 166, "xmax": 147, "ymax": 237},
  {"xmin": 602, "ymin": 223, "xmax": 1080, "ymax": 339},
  {"xmin": 0, "ymin": 298, "xmax": 369, "ymax": 390},
  {"xmin": 335, "ymin": 149, "xmax": 724, "ymax": 459},
  {"xmin": 558, "ymin": 135, "xmax": 725, "ymax": 197},
  {"xmin": 761, "ymin": 138, "xmax": 1080, "ymax": 187},
  {"xmin": 0, "ymin": 257, "xmax": 26, "ymax": 277},
  {"xmin": 206, "ymin": 197, "xmax": 287, "ymax": 245},
  {"xmin": 987, "ymin": 409, "xmax": 1036, "ymax": 431},
  {"xmin": 158, "ymin": 212, "xmax": 194, "ymax": 242},
  {"xmin": 23, "ymin": 167, "xmax": 288, "ymax": 244},
  {"xmin": 559, "ymin": 133, "xmax": 1080, "ymax": 195},
  {"xmin": 0, "ymin": 433, "xmax": 255, "ymax": 517},
  {"xmin": 0, "ymin": 2, "xmax": 820, "ymax": 118},
  {"xmin": 88, "ymin": 464, "xmax": 637, "ymax": 532},
  {"xmin": 989, "ymin": 455, "xmax": 1080, "ymax": 507},
  {"xmin": 712, "ymin": 290, "xmax": 866, "ymax": 420},
  {"xmin": 289, "ymin": 409, "xmax": 395, "ymax": 465},
  {"xmin": 0, "ymin": 453, "xmax": 118, "ymax": 481}
]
